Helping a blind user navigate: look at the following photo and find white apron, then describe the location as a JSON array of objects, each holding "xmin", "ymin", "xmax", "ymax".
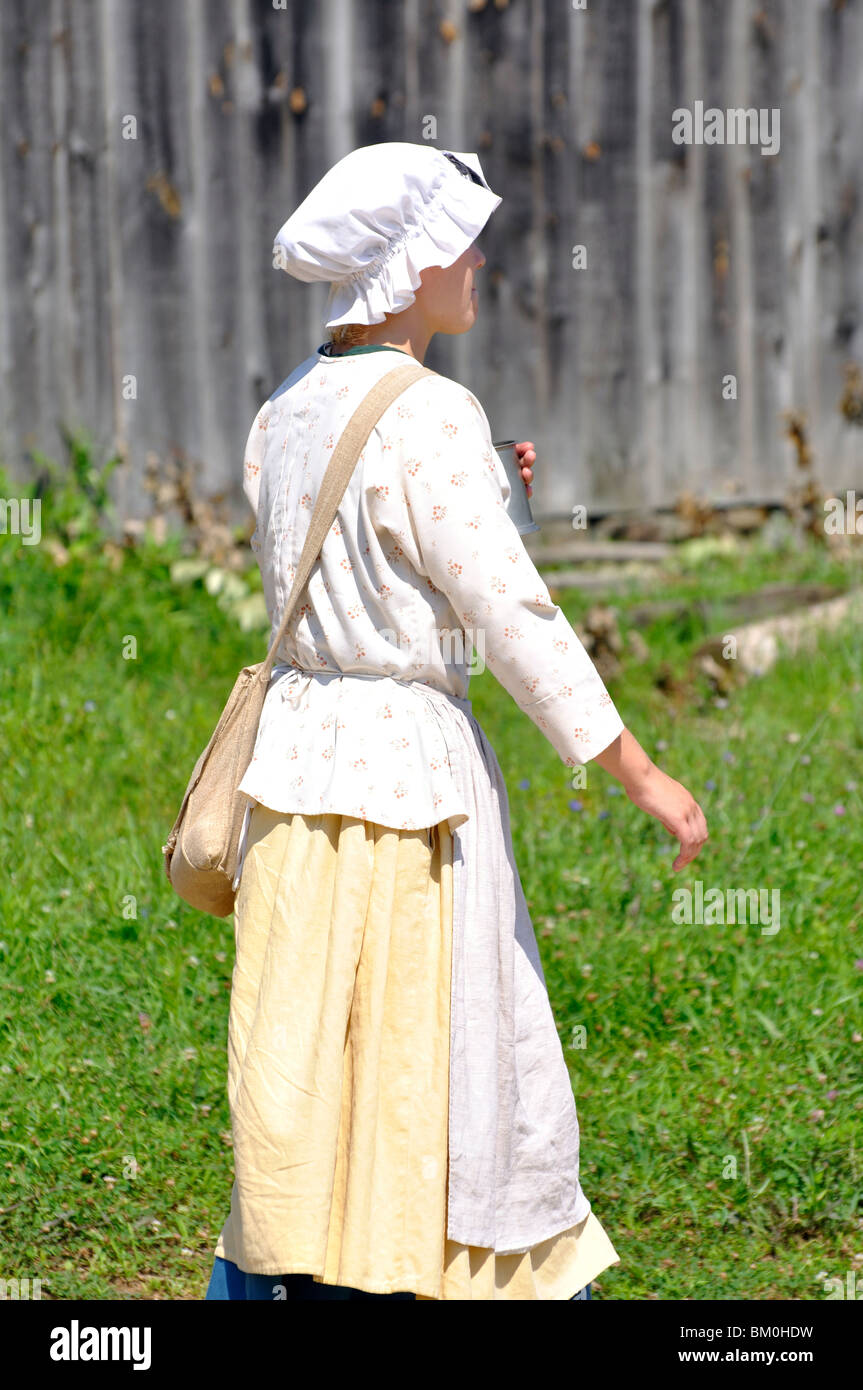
[{"xmin": 234, "ymin": 669, "xmax": 592, "ymax": 1254}]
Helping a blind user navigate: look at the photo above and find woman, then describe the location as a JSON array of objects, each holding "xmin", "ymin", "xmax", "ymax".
[{"xmin": 205, "ymin": 143, "xmax": 708, "ymax": 1301}]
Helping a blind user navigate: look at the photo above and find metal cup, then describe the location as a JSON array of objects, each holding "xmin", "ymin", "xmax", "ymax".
[{"xmin": 493, "ymin": 439, "xmax": 540, "ymax": 535}]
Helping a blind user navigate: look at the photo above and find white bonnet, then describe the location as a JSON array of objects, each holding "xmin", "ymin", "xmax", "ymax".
[{"xmin": 273, "ymin": 141, "xmax": 502, "ymax": 329}]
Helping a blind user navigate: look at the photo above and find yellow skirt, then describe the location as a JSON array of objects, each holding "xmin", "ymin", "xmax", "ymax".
[{"xmin": 214, "ymin": 803, "xmax": 620, "ymax": 1300}]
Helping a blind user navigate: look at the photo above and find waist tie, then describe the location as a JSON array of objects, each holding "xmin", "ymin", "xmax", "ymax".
[{"xmin": 267, "ymin": 664, "xmax": 473, "ymax": 715}]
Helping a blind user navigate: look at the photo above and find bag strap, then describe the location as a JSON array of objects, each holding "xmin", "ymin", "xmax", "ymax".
[{"xmin": 257, "ymin": 359, "xmax": 436, "ymax": 687}]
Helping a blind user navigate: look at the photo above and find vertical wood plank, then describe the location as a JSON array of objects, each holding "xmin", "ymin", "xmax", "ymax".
[{"xmin": 0, "ymin": 0, "xmax": 860, "ymax": 519}]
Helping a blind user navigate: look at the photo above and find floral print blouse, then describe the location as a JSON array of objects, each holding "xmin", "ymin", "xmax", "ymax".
[{"xmin": 236, "ymin": 344, "xmax": 625, "ymax": 830}]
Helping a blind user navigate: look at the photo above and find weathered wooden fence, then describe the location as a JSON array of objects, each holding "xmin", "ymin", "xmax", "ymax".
[{"xmin": 0, "ymin": 0, "xmax": 861, "ymax": 529}]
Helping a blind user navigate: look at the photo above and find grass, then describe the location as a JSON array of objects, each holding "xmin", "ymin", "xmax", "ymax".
[{"xmin": 1, "ymin": 460, "xmax": 861, "ymax": 1300}]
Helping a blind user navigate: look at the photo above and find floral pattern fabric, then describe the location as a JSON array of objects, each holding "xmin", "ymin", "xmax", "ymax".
[{"xmin": 237, "ymin": 347, "xmax": 624, "ymax": 828}]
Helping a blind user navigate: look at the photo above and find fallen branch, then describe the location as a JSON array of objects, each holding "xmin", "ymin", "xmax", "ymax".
[{"xmin": 695, "ymin": 588, "xmax": 863, "ymax": 678}]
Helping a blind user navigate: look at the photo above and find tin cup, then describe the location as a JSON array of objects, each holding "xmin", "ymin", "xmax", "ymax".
[{"xmin": 493, "ymin": 440, "xmax": 540, "ymax": 535}]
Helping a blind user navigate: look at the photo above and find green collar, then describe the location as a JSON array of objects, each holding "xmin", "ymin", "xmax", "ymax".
[{"xmin": 317, "ymin": 342, "xmax": 415, "ymax": 360}]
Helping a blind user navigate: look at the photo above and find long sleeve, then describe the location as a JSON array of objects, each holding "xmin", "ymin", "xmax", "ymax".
[{"xmin": 390, "ymin": 377, "xmax": 625, "ymax": 767}]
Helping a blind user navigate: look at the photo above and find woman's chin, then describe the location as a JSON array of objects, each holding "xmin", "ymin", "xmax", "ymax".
[{"xmin": 444, "ymin": 305, "xmax": 479, "ymax": 336}]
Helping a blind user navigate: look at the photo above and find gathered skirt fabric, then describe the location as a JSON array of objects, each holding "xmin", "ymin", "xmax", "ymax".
[{"xmin": 213, "ymin": 803, "xmax": 620, "ymax": 1300}]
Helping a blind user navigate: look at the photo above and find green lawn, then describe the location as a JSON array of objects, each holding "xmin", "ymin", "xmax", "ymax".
[{"xmin": 1, "ymin": 470, "xmax": 861, "ymax": 1300}]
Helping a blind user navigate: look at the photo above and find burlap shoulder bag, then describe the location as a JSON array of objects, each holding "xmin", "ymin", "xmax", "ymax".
[{"xmin": 162, "ymin": 359, "xmax": 436, "ymax": 917}]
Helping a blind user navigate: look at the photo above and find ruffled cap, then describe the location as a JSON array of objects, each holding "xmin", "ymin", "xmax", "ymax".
[{"xmin": 273, "ymin": 141, "xmax": 501, "ymax": 328}]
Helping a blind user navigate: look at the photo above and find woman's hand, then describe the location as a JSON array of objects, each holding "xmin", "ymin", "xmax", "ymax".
[
  {"xmin": 623, "ymin": 764, "xmax": 709, "ymax": 873},
  {"xmin": 514, "ymin": 441, "xmax": 535, "ymax": 498},
  {"xmin": 591, "ymin": 728, "xmax": 709, "ymax": 872}
]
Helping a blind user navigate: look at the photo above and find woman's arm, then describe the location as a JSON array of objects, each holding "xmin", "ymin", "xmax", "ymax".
[
  {"xmin": 388, "ymin": 379, "xmax": 708, "ymax": 870},
  {"xmin": 242, "ymin": 407, "xmax": 268, "ymax": 520},
  {"xmin": 389, "ymin": 379, "xmax": 625, "ymax": 767},
  {"xmin": 512, "ymin": 443, "xmax": 708, "ymax": 869}
]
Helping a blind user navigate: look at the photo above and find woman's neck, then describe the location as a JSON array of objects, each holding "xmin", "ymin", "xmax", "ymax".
[{"xmin": 332, "ymin": 308, "xmax": 433, "ymax": 363}]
